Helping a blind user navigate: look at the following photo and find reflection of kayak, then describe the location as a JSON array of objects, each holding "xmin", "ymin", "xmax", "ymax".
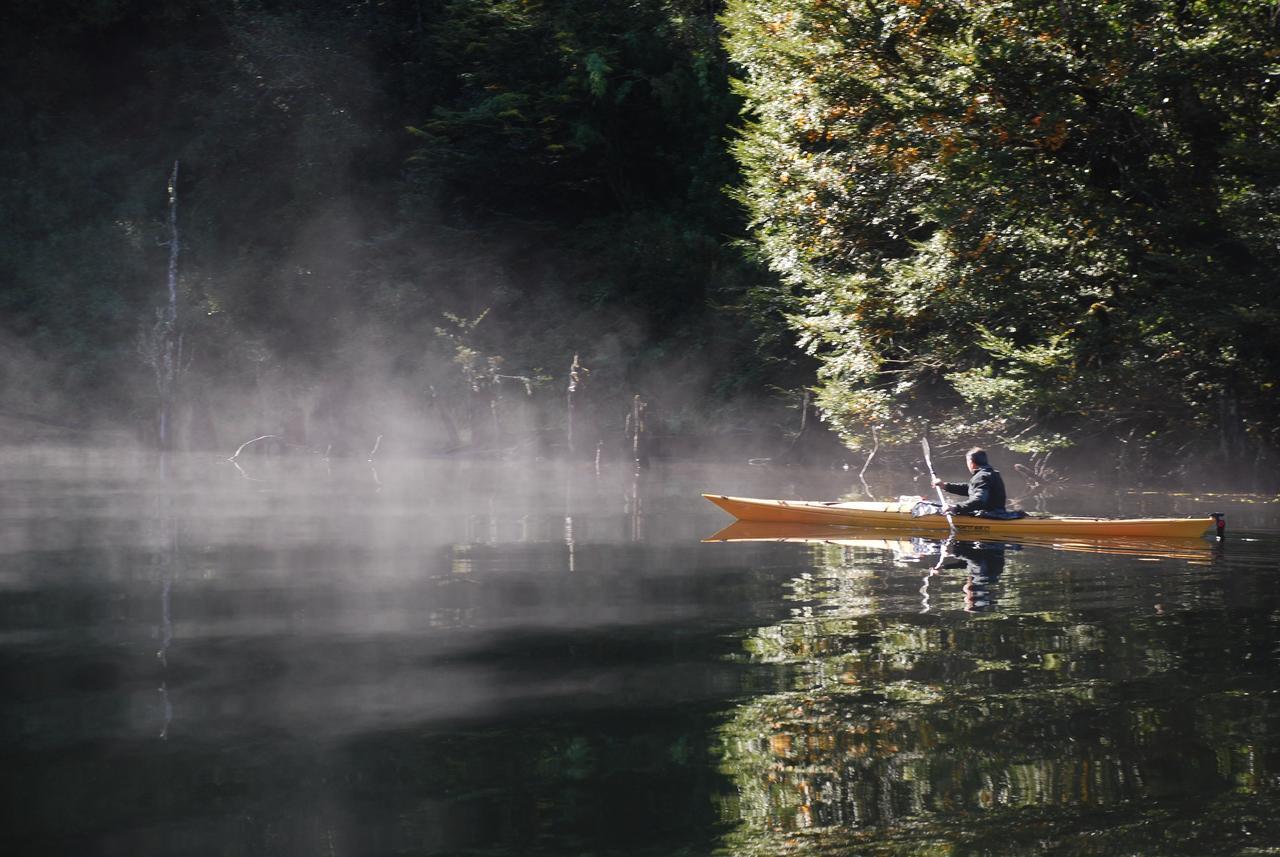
[
  {"xmin": 703, "ymin": 494, "xmax": 1220, "ymax": 539},
  {"xmin": 705, "ymin": 521, "xmax": 920, "ymax": 554},
  {"xmin": 704, "ymin": 521, "xmax": 1219, "ymax": 562}
]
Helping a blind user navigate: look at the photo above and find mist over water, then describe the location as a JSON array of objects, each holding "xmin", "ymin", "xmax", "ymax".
[{"xmin": 3, "ymin": 448, "xmax": 1279, "ymax": 856}]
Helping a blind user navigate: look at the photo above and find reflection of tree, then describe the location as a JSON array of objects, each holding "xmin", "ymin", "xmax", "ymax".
[
  {"xmin": 150, "ymin": 455, "xmax": 183, "ymax": 740},
  {"xmin": 716, "ymin": 543, "xmax": 1280, "ymax": 855}
]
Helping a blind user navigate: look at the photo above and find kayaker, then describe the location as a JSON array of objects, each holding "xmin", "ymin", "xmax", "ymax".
[{"xmin": 932, "ymin": 448, "xmax": 1008, "ymax": 515}]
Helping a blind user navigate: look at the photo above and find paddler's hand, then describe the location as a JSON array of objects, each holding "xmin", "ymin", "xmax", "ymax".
[{"xmin": 931, "ymin": 478, "xmax": 945, "ymax": 488}]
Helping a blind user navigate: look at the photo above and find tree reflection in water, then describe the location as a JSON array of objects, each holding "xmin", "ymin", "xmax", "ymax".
[{"xmin": 714, "ymin": 536, "xmax": 1280, "ymax": 856}]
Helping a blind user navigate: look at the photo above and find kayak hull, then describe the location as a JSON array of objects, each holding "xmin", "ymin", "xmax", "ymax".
[
  {"xmin": 702, "ymin": 494, "xmax": 1215, "ymax": 539},
  {"xmin": 704, "ymin": 521, "xmax": 1218, "ymax": 562}
]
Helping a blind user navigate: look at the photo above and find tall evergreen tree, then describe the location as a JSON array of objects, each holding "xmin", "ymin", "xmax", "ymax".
[{"xmin": 725, "ymin": 0, "xmax": 1280, "ymax": 470}]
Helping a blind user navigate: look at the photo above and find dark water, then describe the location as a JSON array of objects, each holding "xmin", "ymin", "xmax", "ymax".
[{"xmin": 3, "ymin": 449, "xmax": 1280, "ymax": 856}]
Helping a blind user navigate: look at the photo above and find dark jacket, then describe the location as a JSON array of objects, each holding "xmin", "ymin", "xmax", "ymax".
[{"xmin": 943, "ymin": 465, "xmax": 1007, "ymax": 514}]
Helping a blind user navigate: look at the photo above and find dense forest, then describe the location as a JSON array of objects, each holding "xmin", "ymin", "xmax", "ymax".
[
  {"xmin": 2, "ymin": 0, "xmax": 801, "ymax": 458},
  {"xmin": 3, "ymin": 0, "xmax": 1279, "ymax": 479},
  {"xmin": 726, "ymin": 0, "xmax": 1280, "ymax": 478}
]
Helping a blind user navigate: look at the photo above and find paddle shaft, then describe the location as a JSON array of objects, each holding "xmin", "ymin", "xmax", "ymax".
[{"xmin": 921, "ymin": 437, "xmax": 958, "ymax": 538}]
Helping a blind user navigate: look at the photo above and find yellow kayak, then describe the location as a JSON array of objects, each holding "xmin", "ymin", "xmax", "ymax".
[{"xmin": 703, "ymin": 494, "xmax": 1220, "ymax": 539}]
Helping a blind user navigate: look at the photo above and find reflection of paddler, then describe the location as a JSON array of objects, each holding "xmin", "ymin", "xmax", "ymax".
[
  {"xmin": 939, "ymin": 541, "xmax": 1007, "ymax": 612},
  {"xmin": 919, "ymin": 539, "xmax": 1011, "ymax": 613}
]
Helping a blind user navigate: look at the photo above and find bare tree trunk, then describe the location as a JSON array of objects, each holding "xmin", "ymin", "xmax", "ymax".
[
  {"xmin": 628, "ymin": 469, "xmax": 644, "ymax": 541},
  {"xmin": 566, "ymin": 353, "xmax": 582, "ymax": 456},
  {"xmin": 775, "ymin": 389, "xmax": 812, "ymax": 465},
  {"xmin": 490, "ymin": 391, "xmax": 502, "ymax": 445},
  {"xmin": 468, "ymin": 384, "xmax": 496, "ymax": 448},
  {"xmin": 138, "ymin": 161, "xmax": 186, "ymax": 451},
  {"xmin": 428, "ymin": 385, "xmax": 461, "ymax": 449},
  {"xmin": 160, "ymin": 161, "xmax": 180, "ymax": 448},
  {"xmin": 626, "ymin": 395, "xmax": 649, "ymax": 469}
]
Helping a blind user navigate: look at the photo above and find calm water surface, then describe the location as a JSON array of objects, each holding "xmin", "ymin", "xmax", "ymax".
[{"xmin": 3, "ymin": 448, "xmax": 1280, "ymax": 856}]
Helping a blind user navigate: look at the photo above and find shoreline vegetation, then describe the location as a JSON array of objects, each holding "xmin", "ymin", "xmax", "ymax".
[
  {"xmin": 3, "ymin": 1, "xmax": 1278, "ymax": 489},
  {"xmin": 5, "ymin": 414, "xmax": 1274, "ymax": 503}
]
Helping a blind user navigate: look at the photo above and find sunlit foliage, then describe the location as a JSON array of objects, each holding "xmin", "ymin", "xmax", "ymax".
[{"xmin": 725, "ymin": 0, "xmax": 1280, "ymax": 466}]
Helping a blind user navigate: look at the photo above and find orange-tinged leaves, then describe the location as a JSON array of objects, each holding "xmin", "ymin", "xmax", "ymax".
[
  {"xmin": 868, "ymin": 121, "xmax": 898, "ymax": 139},
  {"xmin": 891, "ymin": 146, "xmax": 922, "ymax": 171},
  {"xmin": 1040, "ymin": 120, "xmax": 1068, "ymax": 151},
  {"xmin": 968, "ymin": 232, "xmax": 995, "ymax": 259},
  {"xmin": 939, "ymin": 135, "xmax": 964, "ymax": 161}
]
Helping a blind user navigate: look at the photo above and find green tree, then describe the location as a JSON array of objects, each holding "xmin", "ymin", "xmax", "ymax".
[{"xmin": 725, "ymin": 0, "xmax": 1280, "ymax": 472}]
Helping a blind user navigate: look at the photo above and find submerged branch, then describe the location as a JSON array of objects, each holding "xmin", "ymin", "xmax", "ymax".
[{"xmin": 227, "ymin": 434, "xmax": 280, "ymax": 461}]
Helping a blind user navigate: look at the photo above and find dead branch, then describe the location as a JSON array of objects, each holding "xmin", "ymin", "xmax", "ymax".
[
  {"xmin": 228, "ymin": 434, "xmax": 280, "ymax": 461},
  {"xmin": 858, "ymin": 425, "xmax": 880, "ymax": 498}
]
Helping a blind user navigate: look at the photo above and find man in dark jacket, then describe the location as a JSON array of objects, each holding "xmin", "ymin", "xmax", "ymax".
[{"xmin": 932, "ymin": 447, "xmax": 1007, "ymax": 515}]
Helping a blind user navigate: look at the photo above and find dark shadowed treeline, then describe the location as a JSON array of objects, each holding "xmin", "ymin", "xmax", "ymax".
[{"xmin": 0, "ymin": 0, "xmax": 803, "ymax": 457}]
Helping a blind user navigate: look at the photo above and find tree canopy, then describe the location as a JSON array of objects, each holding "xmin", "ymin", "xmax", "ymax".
[{"xmin": 725, "ymin": 0, "xmax": 1280, "ymax": 468}]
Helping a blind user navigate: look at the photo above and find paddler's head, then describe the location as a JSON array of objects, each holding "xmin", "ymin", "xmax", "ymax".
[{"xmin": 966, "ymin": 448, "xmax": 989, "ymax": 472}]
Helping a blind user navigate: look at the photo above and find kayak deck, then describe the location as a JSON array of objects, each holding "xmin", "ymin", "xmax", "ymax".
[{"xmin": 702, "ymin": 494, "xmax": 1216, "ymax": 539}]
